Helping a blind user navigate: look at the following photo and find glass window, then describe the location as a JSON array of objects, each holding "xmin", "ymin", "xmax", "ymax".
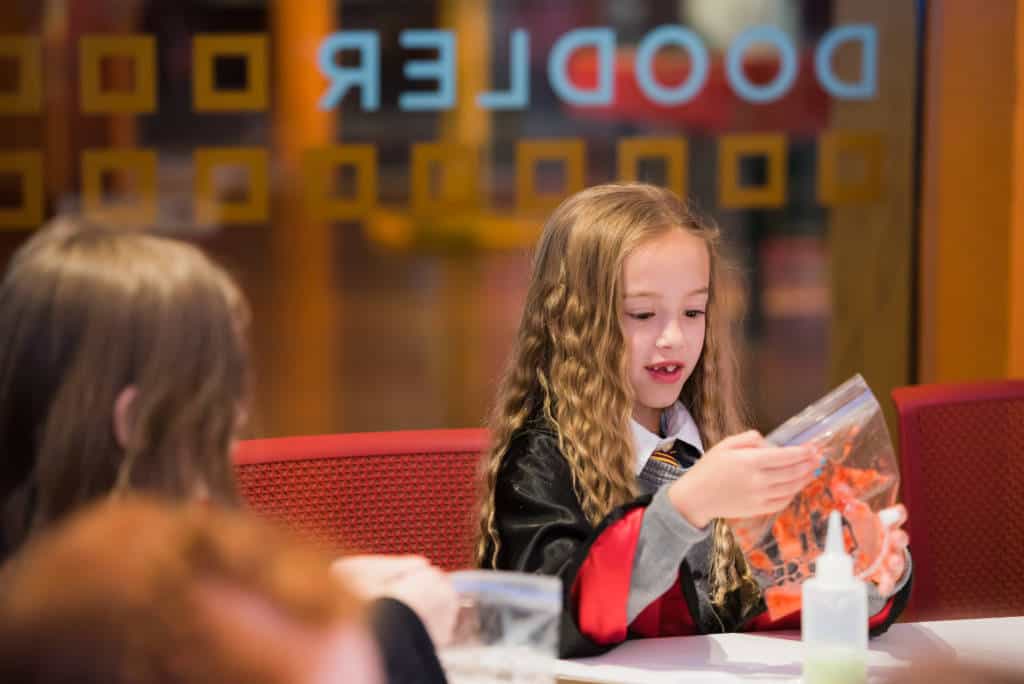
[{"xmin": 0, "ymin": 0, "xmax": 922, "ymax": 436}]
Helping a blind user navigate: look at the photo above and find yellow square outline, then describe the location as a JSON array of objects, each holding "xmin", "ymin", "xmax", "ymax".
[
  {"xmin": 193, "ymin": 34, "xmax": 269, "ymax": 112},
  {"xmin": 0, "ymin": 150, "xmax": 44, "ymax": 229},
  {"xmin": 410, "ymin": 142, "xmax": 481, "ymax": 216},
  {"xmin": 80, "ymin": 35, "xmax": 156, "ymax": 114},
  {"xmin": 0, "ymin": 36, "xmax": 42, "ymax": 114},
  {"xmin": 618, "ymin": 137, "xmax": 689, "ymax": 198},
  {"xmin": 718, "ymin": 134, "xmax": 787, "ymax": 209},
  {"xmin": 818, "ymin": 131, "xmax": 883, "ymax": 206},
  {"xmin": 302, "ymin": 145, "xmax": 377, "ymax": 220},
  {"xmin": 194, "ymin": 147, "xmax": 269, "ymax": 225},
  {"xmin": 516, "ymin": 139, "xmax": 585, "ymax": 212},
  {"xmin": 82, "ymin": 148, "xmax": 158, "ymax": 226}
]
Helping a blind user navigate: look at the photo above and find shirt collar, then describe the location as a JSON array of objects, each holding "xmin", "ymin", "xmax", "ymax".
[{"xmin": 630, "ymin": 401, "xmax": 705, "ymax": 475}]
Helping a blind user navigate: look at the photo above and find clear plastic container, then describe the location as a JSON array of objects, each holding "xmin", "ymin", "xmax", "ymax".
[
  {"xmin": 440, "ymin": 570, "xmax": 562, "ymax": 684},
  {"xmin": 802, "ymin": 511, "xmax": 868, "ymax": 684},
  {"xmin": 730, "ymin": 374, "xmax": 902, "ymax": 619}
]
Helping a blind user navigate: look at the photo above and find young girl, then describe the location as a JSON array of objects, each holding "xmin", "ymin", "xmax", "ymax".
[
  {"xmin": 476, "ymin": 183, "xmax": 912, "ymax": 657},
  {"xmin": 0, "ymin": 218, "xmax": 452, "ymax": 683}
]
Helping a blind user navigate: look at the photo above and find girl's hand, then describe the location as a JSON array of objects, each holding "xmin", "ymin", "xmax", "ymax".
[
  {"xmin": 331, "ymin": 554, "xmax": 431, "ymax": 596},
  {"xmin": 668, "ymin": 430, "xmax": 819, "ymax": 528},
  {"xmin": 866, "ymin": 504, "xmax": 910, "ymax": 596},
  {"xmin": 331, "ymin": 554, "xmax": 459, "ymax": 647},
  {"xmin": 365, "ymin": 563, "xmax": 459, "ymax": 648}
]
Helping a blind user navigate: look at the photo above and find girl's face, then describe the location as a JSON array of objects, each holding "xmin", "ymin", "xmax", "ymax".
[{"xmin": 619, "ymin": 228, "xmax": 710, "ymax": 434}]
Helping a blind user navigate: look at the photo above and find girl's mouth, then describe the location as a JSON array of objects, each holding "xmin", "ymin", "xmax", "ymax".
[{"xmin": 645, "ymin": 362, "xmax": 684, "ymax": 384}]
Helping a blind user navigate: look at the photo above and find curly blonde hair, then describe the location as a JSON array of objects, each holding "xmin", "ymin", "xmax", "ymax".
[{"xmin": 475, "ymin": 183, "xmax": 760, "ymax": 611}]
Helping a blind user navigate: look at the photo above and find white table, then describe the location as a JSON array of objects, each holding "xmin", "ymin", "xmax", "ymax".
[{"xmin": 555, "ymin": 616, "xmax": 1024, "ymax": 683}]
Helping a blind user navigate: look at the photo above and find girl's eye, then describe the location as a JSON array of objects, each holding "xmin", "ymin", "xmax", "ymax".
[
  {"xmin": 685, "ymin": 310, "xmax": 706, "ymax": 319},
  {"xmin": 628, "ymin": 312, "xmax": 654, "ymax": 320}
]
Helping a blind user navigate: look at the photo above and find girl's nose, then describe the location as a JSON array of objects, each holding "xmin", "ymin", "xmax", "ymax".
[{"xmin": 656, "ymin": 320, "xmax": 685, "ymax": 349}]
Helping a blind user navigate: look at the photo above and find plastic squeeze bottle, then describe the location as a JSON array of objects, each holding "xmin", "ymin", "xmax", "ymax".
[{"xmin": 802, "ymin": 510, "xmax": 868, "ymax": 684}]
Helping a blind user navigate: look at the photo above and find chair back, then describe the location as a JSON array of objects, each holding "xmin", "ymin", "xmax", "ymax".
[
  {"xmin": 233, "ymin": 429, "xmax": 488, "ymax": 570},
  {"xmin": 891, "ymin": 380, "xmax": 1024, "ymax": 620}
]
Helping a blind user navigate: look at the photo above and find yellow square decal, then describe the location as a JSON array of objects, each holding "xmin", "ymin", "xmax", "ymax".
[
  {"xmin": 516, "ymin": 139, "xmax": 585, "ymax": 212},
  {"xmin": 193, "ymin": 34, "xmax": 268, "ymax": 112},
  {"xmin": 618, "ymin": 137, "xmax": 688, "ymax": 198},
  {"xmin": 818, "ymin": 131, "xmax": 883, "ymax": 206},
  {"xmin": 80, "ymin": 35, "xmax": 156, "ymax": 114},
  {"xmin": 410, "ymin": 142, "xmax": 481, "ymax": 216},
  {"xmin": 82, "ymin": 148, "xmax": 158, "ymax": 226},
  {"xmin": 194, "ymin": 147, "xmax": 269, "ymax": 225},
  {"xmin": 0, "ymin": 150, "xmax": 44, "ymax": 229},
  {"xmin": 719, "ymin": 134, "xmax": 787, "ymax": 209},
  {"xmin": 302, "ymin": 145, "xmax": 377, "ymax": 220},
  {"xmin": 0, "ymin": 36, "xmax": 42, "ymax": 114}
]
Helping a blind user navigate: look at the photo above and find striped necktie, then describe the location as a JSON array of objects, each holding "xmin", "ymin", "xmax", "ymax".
[{"xmin": 637, "ymin": 439, "xmax": 702, "ymax": 494}]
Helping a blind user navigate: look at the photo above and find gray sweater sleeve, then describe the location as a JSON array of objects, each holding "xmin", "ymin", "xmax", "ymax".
[{"xmin": 626, "ymin": 485, "xmax": 712, "ymax": 623}]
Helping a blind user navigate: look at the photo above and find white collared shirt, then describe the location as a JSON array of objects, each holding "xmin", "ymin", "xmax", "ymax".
[{"xmin": 630, "ymin": 401, "xmax": 704, "ymax": 475}]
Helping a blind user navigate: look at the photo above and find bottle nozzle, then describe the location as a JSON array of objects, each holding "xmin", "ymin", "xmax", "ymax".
[
  {"xmin": 815, "ymin": 510, "xmax": 854, "ymax": 582},
  {"xmin": 825, "ymin": 509, "xmax": 844, "ymax": 554}
]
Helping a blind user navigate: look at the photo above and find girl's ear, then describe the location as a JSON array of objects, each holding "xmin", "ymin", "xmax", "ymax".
[
  {"xmin": 191, "ymin": 479, "xmax": 212, "ymax": 504},
  {"xmin": 113, "ymin": 386, "xmax": 138, "ymax": 450},
  {"xmin": 235, "ymin": 403, "xmax": 249, "ymax": 435}
]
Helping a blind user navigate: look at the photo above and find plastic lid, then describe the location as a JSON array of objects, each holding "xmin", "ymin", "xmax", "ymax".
[
  {"xmin": 448, "ymin": 570, "xmax": 562, "ymax": 613},
  {"xmin": 814, "ymin": 510, "xmax": 854, "ymax": 582}
]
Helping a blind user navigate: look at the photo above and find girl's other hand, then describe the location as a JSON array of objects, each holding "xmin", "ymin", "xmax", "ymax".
[
  {"xmin": 669, "ymin": 430, "xmax": 820, "ymax": 528},
  {"xmin": 331, "ymin": 554, "xmax": 431, "ymax": 596},
  {"xmin": 331, "ymin": 554, "xmax": 458, "ymax": 647},
  {"xmin": 867, "ymin": 504, "xmax": 910, "ymax": 596}
]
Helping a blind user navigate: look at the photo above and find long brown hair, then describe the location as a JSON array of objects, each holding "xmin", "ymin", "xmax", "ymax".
[
  {"xmin": 476, "ymin": 183, "xmax": 759, "ymax": 610},
  {"xmin": 0, "ymin": 218, "xmax": 250, "ymax": 555}
]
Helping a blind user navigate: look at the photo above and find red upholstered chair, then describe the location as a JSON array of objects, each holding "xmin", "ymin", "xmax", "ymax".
[
  {"xmin": 891, "ymin": 380, "xmax": 1024, "ymax": 621},
  {"xmin": 233, "ymin": 429, "xmax": 489, "ymax": 571}
]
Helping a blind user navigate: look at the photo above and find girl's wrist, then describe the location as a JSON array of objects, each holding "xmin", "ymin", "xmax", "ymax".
[{"xmin": 668, "ymin": 471, "xmax": 713, "ymax": 529}]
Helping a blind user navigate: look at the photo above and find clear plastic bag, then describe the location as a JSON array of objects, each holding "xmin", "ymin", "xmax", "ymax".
[
  {"xmin": 729, "ymin": 375, "xmax": 902, "ymax": 620},
  {"xmin": 440, "ymin": 570, "xmax": 562, "ymax": 684}
]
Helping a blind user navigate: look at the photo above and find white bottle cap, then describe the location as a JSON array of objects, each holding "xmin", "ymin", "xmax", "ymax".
[{"xmin": 814, "ymin": 510, "xmax": 854, "ymax": 583}]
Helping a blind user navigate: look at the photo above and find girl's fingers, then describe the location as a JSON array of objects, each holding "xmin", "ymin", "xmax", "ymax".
[
  {"xmin": 332, "ymin": 555, "xmax": 431, "ymax": 583},
  {"xmin": 888, "ymin": 551, "xmax": 906, "ymax": 577},
  {"xmin": 757, "ymin": 446, "xmax": 817, "ymax": 470},
  {"xmin": 889, "ymin": 529, "xmax": 909, "ymax": 550},
  {"xmin": 763, "ymin": 465, "xmax": 816, "ymax": 490},
  {"xmin": 879, "ymin": 504, "xmax": 908, "ymax": 528},
  {"xmin": 874, "ymin": 568, "xmax": 895, "ymax": 596},
  {"xmin": 718, "ymin": 430, "xmax": 765, "ymax": 449},
  {"xmin": 760, "ymin": 493, "xmax": 801, "ymax": 513},
  {"xmin": 762, "ymin": 482, "xmax": 812, "ymax": 507}
]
